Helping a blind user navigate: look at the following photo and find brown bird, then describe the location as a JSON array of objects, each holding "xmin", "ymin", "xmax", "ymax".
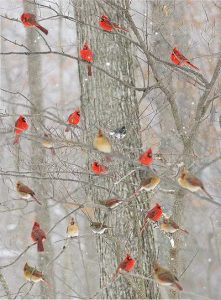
[
  {"xmin": 160, "ymin": 217, "xmax": 188, "ymax": 234},
  {"xmin": 93, "ymin": 129, "xmax": 112, "ymax": 153},
  {"xmin": 67, "ymin": 217, "xmax": 79, "ymax": 237},
  {"xmin": 98, "ymin": 198, "xmax": 123, "ymax": 209},
  {"xmin": 24, "ymin": 263, "xmax": 49, "ymax": 285},
  {"xmin": 90, "ymin": 221, "xmax": 112, "ymax": 234},
  {"xmin": 153, "ymin": 262, "xmax": 183, "ymax": 291},
  {"xmin": 178, "ymin": 168, "xmax": 212, "ymax": 199},
  {"xmin": 130, "ymin": 176, "xmax": 160, "ymax": 200},
  {"xmin": 16, "ymin": 181, "xmax": 42, "ymax": 205},
  {"xmin": 41, "ymin": 133, "xmax": 55, "ymax": 155}
]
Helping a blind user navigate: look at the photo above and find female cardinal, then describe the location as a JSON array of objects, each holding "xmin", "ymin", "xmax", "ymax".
[
  {"xmin": 13, "ymin": 115, "xmax": 29, "ymax": 144},
  {"xmin": 93, "ymin": 129, "xmax": 112, "ymax": 153},
  {"xmin": 24, "ymin": 263, "xmax": 49, "ymax": 285},
  {"xmin": 21, "ymin": 13, "xmax": 48, "ymax": 35},
  {"xmin": 90, "ymin": 221, "xmax": 111, "ymax": 234},
  {"xmin": 16, "ymin": 181, "xmax": 42, "ymax": 205},
  {"xmin": 113, "ymin": 254, "xmax": 136, "ymax": 280},
  {"xmin": 31, "ymin": 222, "xmax": 46, "ymax": 252},
  {"xmin": 170, "ymin": 47, "xmax": 199, "ymax": 70},
  {"xmin": 99, "ymin": 198, "xmax": 123, "ymax": 209},
  {"xmin": 41, "ymin": 133, "xmax": 55, "ymax": 155},
  {"xmin": 99, "ymin": 15, "xmax": 128, "ymax": 32},
  {"xmin": 66, "ymin": 217, "xmax": 79, "ymax": 237},
  {"xmin": 92, "ymin": 162, "xmax": 108, "ymax": 175},
  {"xmin": 139, "ymin": 148, "xmax": 153, "ymax": 166},
  {"xmin": 80, "ymin": 43, "xmax": 94, "ymax": 76},
  {"xmin": 153, "ymin": 262, "xmax": 183, "ymax": 291},
  {"xmin": 160, "ymin": 217, "xmax": 188, "ymax": 234},
  {"xmin": 137, "ymin": 176, "xmax": 160, "ymax": 194},
  {"xmin": 178, "ymin": 168, "xmax": 212, "ymax": 199},
  {"xmin": 140, "ymin": 203, "xmax": 163, "ymax": 234},
  {"xmin": 65, "ymin": 110, "xmax": 80, "ymax": 132}
]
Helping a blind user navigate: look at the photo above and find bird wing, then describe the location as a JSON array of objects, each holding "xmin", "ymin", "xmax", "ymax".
[
  {"xmin": 187, "ymin": 175, "xmax": 203, "ymax": 188},
  {"xmin": 19, "ymin": 184, "xmax": 34, "ymax": 195},
  {"xmin": 158, "ymin": 270, "xmax": 176, "ymax": 283},
  {"xmin": 140, "ymin": 178, "xmax": 152, "ymax": 187}
]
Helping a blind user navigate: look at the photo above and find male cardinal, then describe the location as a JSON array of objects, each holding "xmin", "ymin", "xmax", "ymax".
[
  {"xmin": 160, "ymin": 217, "xmax": 188, "ymax": 234},
  {"xmin": 178, "ymin": 168, "xmax": 212, "ymax": 199},
  {"xmin": 99, "ymin": 198, "xmax": 123, "ymax": 209},
  {"xmin": 66, "ymin": 217, "xmax": 79, "ymax": 238},
  {"xmin": 140, "ymin": 203, "xmax": 163, "ymax": 233},
  {"xmin": 90, "ymin": 221, "xmax": 111, "ymax": 234},
  {"xmin": 109, "ymin": 126, "xmax": 126, "ymax": 139},
  {"xmin": 92, "ymin": 161, "xmax": 108, "ymax": 175},
  {"xmin": 21, "ymin": 13, "xmax": 48, "ymax": 35},
  {"xmin": 80, "ymin": 43, "xmax": 94, "ymax": 76},
  {"xmin": 113, "ymin": 254, "xmax": 136, "ymax": 280},
  {"xmin": 13, "ymin": 115, "xmax": 29, "ymax": 144},
  {"xmin": 41, "ymin": 133, "xmax": 55, "ymax": 155},
  {"xmin": 16, "ymin": 181, "xmax": 42, "ymax": 205},
  {"xmin": 139, "ymin": 148, "xmax": 153, "ymax": 167},
  {"xmin": 153, "ymin": 262, "xmax": 183, "ymax": 291},
  {"xmin": 170, "ymin": 47, "xmax": 199, "ymax": 70},
  {"xmin": 24, "ymin": 263, "xmax": 49, "ymax": 285},
  {"xmin": 93, "ymin": 129, "xmax": 112, "ymax": 153},
  {"xmin": 31, "ymin": 222, "xmax": 46, "ymax": 252},
  {"xmin": 99, "ymin": 15, "xmax": 128, "ymax": 32},
  {"xmin": 65, "ymin": 110, "xmax": 80, "ymax": 132}
]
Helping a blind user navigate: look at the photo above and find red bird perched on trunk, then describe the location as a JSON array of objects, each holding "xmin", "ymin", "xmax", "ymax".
[
  {"xmin": 13, "ymin": 115, "xmax": 29, "ymax": 144},
  {"xmin": 80, "ymin": 43, "xmax": 94, "ymax": 76},
  {"xmin": 113, "ymin": 254, "xmax": 136, "ymax": 280},
  {"xmin": 92, "ymin": 162, "xmax": 108, "ymax": 175},
  {"xmin": 140, "ymin": 203, "xmax": 163, "ymax": 234},
  {"xmin": 139, "ymin": 148, "xmax": 153, "ymax": 167},
  {"xmin": 99, "ymin": 15, "xmax": 128, "ymax": 32},
  {"xmin": 170, "ymin": 47, "xmax": 199, "ymax": 70},
  {"xmin": 65, "ymin": 110, "xmax": 80, "ymax": 132},
  {"xmin": 31, "ymin": 222, "xmax": 46, "ymax": 252},
  {"xmin": 21, "ymin": 13, "xmax": 48, "ymax": 35}
]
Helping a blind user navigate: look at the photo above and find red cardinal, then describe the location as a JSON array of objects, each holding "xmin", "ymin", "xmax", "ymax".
[
  {"xmin": 80, "ymin": 43, "xmax": 94, "ymax": 76},
  {"xmin": 13, "ymin": 115, "xmax": 29, "ymax": 144},
  {"xmin": 170, "ymin": 47, "xmax": 199, "ymax": 70},
  {"xmin": 92, "ymin": 162, "xmax": 108, "ymax": 175},
  {"xmin": 113, "ymin": 254, "xmax": 136, "ymax": 280},
  {"xmin": 65, "ymin": 110, "xmax": 80, "ymax": 132},
  {"xmin": 31, "ymin": 222, "xmax": 46, "ymax": 252},
  {"xmin": 139, "ymin": 148, "xmax": 153, "ymax": 166},
  {"xmin": 140, "ymin": 203, "xmax": 163, "ymax": 234},
  {"xmin": 99, "ymin": 15, "xmax": 128, "ymax": 32},
  {"xmin": 21, "ymin": 13, "xmax": 48, "ymax": 35}
]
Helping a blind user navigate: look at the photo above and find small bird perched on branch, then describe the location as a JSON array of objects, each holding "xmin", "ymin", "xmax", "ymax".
[
  {"xmin": 80, "ymin": 43, "xmax": 94, "ymax": 76},
  {"xmin": 13, "ymin": 115, "xmax": 29, "ymax": 144},
  {"xmin": 92, "ymin": 161, "xmax": 108, "ymax": 175},
  {"xmin": 41, "ymin": 133, "xmax": 55, "ymax": 155},
  {"xmin": 99, "ymin": 15, "xmax": 128, "ymax": 32},
  {"xmin": 98, "ymin": 198, "xmax": 123, "ymax": 210},
  {"xmin": 65, "ymin": 110, "xmax": 80, "ymax": 132},
  {"xmin": 24, "ymin": 263, "xmax": 50, "ymax": 286},
  {"xmin": 16, "ymin": 181, "xmax": 42, "ymax": 205},
  {"xmin": 153, "ymin": 262, "xmax": 183, "ymax": 291},
  {"xmin": 109, "ymin": 126, "xmax": 126, "ymax": 139},
  {"xmin": 21, "ymin": 13, "xmax": 48, "ymax": 35},
  {"xmin": 140, "ymin": 203, "xmax": 163, "ymax": 234},
  {"xmin": 139, "ymin": 148, "xmax": 153, "ymax": 167},
  {"xmin": 93, "ymin": 129, "xmax": 112, "ymax": 153},
  {"xmin": 178, "ymin": 167, "xmax": 212, "ymax": 199},
  {"xmin": 31, "ymin": 222, "xmax": 46, "ymax": 252},
  {"xmin": 170, "ymin": 47, "xmax": 199, "ymax": 70},
  {"xmin": 90, "ymin": 221, "xmax": 112, "ymax": 234},
  {"xmin": 160, "ymin": 217, "xmax": 188, "ymax": 235},
  {"xmin": 66, "ymin": 217, "xmax": 79, "ymax": 238},
  {"xmin": 113, "ymin": 254, "xmax": 136, "ymax": 280}
]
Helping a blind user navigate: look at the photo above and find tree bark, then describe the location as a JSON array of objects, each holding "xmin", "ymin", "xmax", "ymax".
[{"xmin": 75, "ymin": 0, "xmax": 158, "ymax": 298}]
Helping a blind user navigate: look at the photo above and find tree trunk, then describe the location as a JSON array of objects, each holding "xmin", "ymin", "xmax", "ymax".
[{"xmin": 75, "ymin": 0, "xmax": 158, "ymax": 298}]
